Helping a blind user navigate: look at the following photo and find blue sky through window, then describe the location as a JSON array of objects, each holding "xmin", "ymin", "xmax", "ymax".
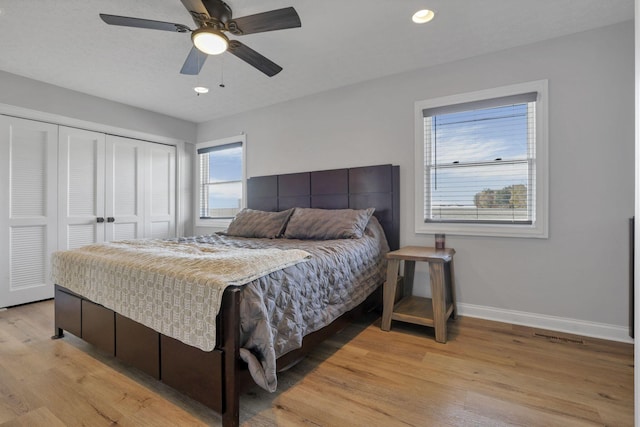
[
  {"xmin": 209, "ymin": 146, "xmax": 242, "ymax": 182},
  {"xmin": 207, "ymin": 146, "xmax": 242, "ymax": 209},
  {"xmin": 429, "ymin": 103, "xmax": 530, "ymax": 206}
]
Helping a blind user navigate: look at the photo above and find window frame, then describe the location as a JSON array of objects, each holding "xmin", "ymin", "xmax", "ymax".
[
  {"xmin": 414, "ymin": 80, "xmax": 548, "ymax": 238},
  {"xmin": 195, "ymin": 134, "xmax": 246, "ymax": 228}
]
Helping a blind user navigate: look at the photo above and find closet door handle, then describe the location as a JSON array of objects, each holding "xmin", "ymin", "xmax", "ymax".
[
  {"xmin": 96, "ymin": 217, "xmax": 105, "ymax": 223},
  {"xmin": 107, "ymin": 217, "xmax": 115, "ymax": 223}
]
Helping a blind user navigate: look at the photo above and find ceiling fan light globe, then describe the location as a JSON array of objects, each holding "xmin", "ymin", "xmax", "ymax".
[{"xmin": 192, "ymin": 28, "xmax": 228, "ymax": 55}]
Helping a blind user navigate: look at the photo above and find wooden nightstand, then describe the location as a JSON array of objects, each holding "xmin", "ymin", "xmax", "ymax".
[{"xmin": 381, "ymin": 246, "xmax": 457, "ymax": 343}]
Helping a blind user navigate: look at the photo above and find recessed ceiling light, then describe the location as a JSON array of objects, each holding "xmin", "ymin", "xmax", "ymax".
[
  {"xmin": 194, "ymin": 86, "xmax": 209, "ymax": 94},
  {"xmin": 412, "ymin": 9, "xmax": 435, "ymax": 24}
]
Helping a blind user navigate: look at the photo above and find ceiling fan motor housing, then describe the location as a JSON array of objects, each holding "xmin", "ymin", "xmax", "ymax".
[{"xmin": 204, "ymin": 0, "xmax": 232, "ymax": 23}]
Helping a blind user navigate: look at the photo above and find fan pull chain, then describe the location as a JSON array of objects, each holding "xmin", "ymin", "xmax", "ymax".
[{"xmin": 219, "ymin": 57, "xmax": 225, "ymax": 88}]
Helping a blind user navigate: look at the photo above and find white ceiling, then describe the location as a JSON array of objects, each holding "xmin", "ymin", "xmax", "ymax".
[{"xmin": 0, "ymin": 0, "xmax": 633, "ymax": 124}]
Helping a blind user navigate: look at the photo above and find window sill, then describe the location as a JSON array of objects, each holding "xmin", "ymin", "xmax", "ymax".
[
  {"xmin": 196, "ymin": 218, "xmax": 232, "ymax": 229},
  {"xmin": 415, "ymin": 220, "xmax": 548, "ymax": 239}
]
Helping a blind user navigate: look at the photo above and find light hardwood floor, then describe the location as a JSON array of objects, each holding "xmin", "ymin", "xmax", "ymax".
[{"xmin": 0, "ymin": 300, "xmax": 633, "ymax": 426}]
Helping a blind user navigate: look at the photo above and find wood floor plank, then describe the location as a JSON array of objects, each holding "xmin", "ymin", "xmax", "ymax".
[
  {"xmin": 463, "ymin": 391, "xmax": 604, "ymax": 427},
  {"xmin": 0, "ymin": 300, "xmax": 633, "ymax": 427},
  {"xmin": 0, "ymin": 364, "xmax": 41, "ymax": 424},
  {"xmin": 416, "ymin": 351, "xmax": 606, "ymax": 423},
  {"xmin": 0, "ymin": 407, "xmax": 67, "ymax": 427}
]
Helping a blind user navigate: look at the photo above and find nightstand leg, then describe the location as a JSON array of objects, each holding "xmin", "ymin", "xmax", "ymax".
[
  {"xmin": 403, "ymin": 260, "xmax": 416, "ymax": 296},
  {"xmin": 448, "ymin": 259, "xmax": 458, "ymax": 320},
  {"xmin": 381, "ymin": 259, "xmax": 400, "ymax": 331},
  {"xmin": 429, "ymin": 262, "xmax": 447, "ymax": 343}
]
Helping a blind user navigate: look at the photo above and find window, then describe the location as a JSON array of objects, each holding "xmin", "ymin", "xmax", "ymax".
[
  {"xmin": 414, "ymin": 80, "xmax": 548, "ymax": 238},
  {"xmin": 196, "ymin": 135, "xmax": 245, "ymax": 227}
]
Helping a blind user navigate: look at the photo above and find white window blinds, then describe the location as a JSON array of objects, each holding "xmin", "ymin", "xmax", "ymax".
[
  {"xmin": 423, "ymin": 92, "xmax": 537, "ymax": 224},
  {"xmin": 197, "ymin": 141, "xmax": 243, "ymax": 219}
]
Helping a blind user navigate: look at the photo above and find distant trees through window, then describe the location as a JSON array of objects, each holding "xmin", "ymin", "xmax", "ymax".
[{"xmin": 474, "ymin": 184, "xmax": 527, "ymax": 209}]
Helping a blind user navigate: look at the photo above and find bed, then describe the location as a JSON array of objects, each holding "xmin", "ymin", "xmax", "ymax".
[{"xmin": 51, "ymin": 163, "xmax": 399, "ymax": 427}]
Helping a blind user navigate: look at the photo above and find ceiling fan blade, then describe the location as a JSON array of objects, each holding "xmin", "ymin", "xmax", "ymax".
[
  {"xmin": 99, "ymin": 14, "xmax": 190, "ymax": 32},
  {"xmin": 180, "ymin": 0, "xmax": 209, "ymax": 16},
  {"xmin": 229, "ymin": 7, "xmax": 301, "ymax": 35},
  {"xmin": 180, "ymin": 0, "xmax": 211, "ymax": 27},
  {"xmin": 227, "ymin": 40, "xmax": 282, "ymax": 77},
  {"xmin": 180, "ymin": 46, "xmax": 209, "ymax": 75}
]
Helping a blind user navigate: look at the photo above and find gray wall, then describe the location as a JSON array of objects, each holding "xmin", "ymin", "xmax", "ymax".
[
  {"xmin": 197, "ymin": 22, "xmax": 634, "ymax": 332},
  {"xmin": 0, "ymin": 70, "xmax": 196, "ymax": 143}
]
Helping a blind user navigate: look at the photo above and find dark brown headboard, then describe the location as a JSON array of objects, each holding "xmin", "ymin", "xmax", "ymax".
[{"xmin": 247, "ymin": 164, "xmax": 400, "ymax": 250}]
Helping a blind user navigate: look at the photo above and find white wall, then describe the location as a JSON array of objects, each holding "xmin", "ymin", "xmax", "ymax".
[
  {"xmin": 0, "ymin": 70, "xmax": 197, "ymax": 236},
  {"xmin": 197, "ymin": 21, "xmax": 635, "ymax": 340}
]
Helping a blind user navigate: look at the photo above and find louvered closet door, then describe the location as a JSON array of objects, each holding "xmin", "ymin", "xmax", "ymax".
[
  {"xmin": 0, "ymin": 116, "xmax": 58, "ymax": 307},
  {"xmin": 104, "ymin": 135, "xmax": 145, "ymax": 241},
  {"xmin": 145, "ymin": 143, "xmax": 176, "ymax": 239},
  {"xmin": 58, "ymin": 127, "xmax": 105, "ymax": 250}
]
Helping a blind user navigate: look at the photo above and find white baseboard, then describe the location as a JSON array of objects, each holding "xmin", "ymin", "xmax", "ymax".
[{"xmin": 457, "ymin": 303, "xmax": 634, "ymax": 344}]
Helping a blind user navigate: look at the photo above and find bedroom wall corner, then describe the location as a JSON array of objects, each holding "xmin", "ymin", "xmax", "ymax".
[{"xmin": 180, "ymin": 141, "xmax": 196, "ymax": 237}]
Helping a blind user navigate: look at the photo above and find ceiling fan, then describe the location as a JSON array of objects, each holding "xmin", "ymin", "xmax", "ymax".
[{"xmin": 99, "ymin": 0, "xmax": 301, "ymax": 77}]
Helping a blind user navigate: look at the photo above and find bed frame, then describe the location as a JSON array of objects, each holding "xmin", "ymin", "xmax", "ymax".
[{"xmin": 52, "ymin": 164, "xmax": 399, "ymax": 427}]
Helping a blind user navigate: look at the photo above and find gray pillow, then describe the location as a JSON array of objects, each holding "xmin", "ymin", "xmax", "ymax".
[
  {"xmin": 284, "ymin": 207, "xmax": 375, "ymax": 240},
  {"xmin": 225, "ymin": 208, "xmax": 293, "ymax": 238}
]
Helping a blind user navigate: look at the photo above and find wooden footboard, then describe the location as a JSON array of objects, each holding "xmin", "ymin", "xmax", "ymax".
[
  {"xmin": 52, "ymin": 284, "xmax": 382, "ymax": 426},
  {"xmin": 52, "ymin": 284, "xmax": 243, "ymax": 427}
]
